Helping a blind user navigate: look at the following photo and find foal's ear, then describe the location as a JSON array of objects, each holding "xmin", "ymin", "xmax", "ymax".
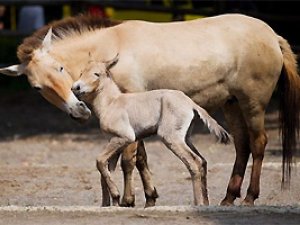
[
  {"xmin": 104, "ymin": 53, "xmax": 119, "ymax": 70},
  {"xmin": 42, "ymin": 27, "xmax": 53, "ymax": 51}
]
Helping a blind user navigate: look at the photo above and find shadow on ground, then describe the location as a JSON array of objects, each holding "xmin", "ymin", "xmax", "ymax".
[{"xmin": 0, "ymin": 89, "xmax": 282, "ymax": 141}]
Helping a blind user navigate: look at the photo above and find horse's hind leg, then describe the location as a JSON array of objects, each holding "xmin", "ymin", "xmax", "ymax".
[
  {"xmin": 240, "ymin": 103, "xmax": 268, "ymax": 206},
  {"xmin": 220, "ymin": 101, "xmax": 251, "ymax": 206},
  {"xmin": 136, "ymin": 141, "xmax": 159, "ymax": 208}
]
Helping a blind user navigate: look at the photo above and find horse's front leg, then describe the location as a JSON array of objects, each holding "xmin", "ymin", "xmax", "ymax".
[{"xmin": 96, "ymin": 137, "xmax": 130, "ymax": 206}]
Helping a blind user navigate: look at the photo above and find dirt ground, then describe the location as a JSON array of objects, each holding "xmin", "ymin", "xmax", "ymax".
[{"xmin": 0, "ymin": 90, "xmax": 299, "ymax": 224}]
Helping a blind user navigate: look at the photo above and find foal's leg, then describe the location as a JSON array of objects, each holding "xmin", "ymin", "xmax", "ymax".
[
  {"xmin": 101, "ymin": 175, "xmax": 110, "ymax": 206},
  {"xmin": 120, "ymin": 142, "xmax": 137, "ymax": 207},
  {"xmin": 101, "ymin": 153, "xmax": 121, "ymax": 207},
  {"xmin": 96, "ymin": 137, "xmax": 131, "ymax": 206},
  {"xmin": 136, "ymin": 141, "xmax": 159, "ymax": 208},
  {"xmin": 120, "ymin": 141, "xmax": 158, "ymax": 207},
  {"xmin": 185, "ymin": 138, "xmax": 209, "ymax": 205},
  {"xmin": 163, "ymin": 137, "xmax": 208, "ymax": 205},
  {"xmin": 220, "ymin": 101, "xmax": 251, "ymax": 206}
]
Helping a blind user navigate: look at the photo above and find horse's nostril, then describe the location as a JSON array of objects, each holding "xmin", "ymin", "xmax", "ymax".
[
  {"xmin": 79, "ymin": 102, "xmax": 85, "ymax": 108},
  {"xmin": 76, "ymin": 85, "xmax": 80, "ymax": 91}
]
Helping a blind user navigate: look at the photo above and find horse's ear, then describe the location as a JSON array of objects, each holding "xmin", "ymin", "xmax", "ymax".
[
  {"xmin": 105, "ymin": 53, "xmax": 119, "ymax": 70},
  {"xmin": 0, "ymin": 64, "xmax": 25, "ymax": 77},
  {"xmin": 42, "ymin": 27, "xmax": 53, "ymax": 51}
]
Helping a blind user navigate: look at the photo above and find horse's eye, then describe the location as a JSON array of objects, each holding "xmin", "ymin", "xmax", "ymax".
[
  {"xmin": 94, "ymin": 73, "xmax": 100, "ymax": 77},
  {"xmin": 34, "ymin": 86, "xmax": 42, "ymax": 91},
  {"xmin": 60, "ymin": 67, "xmax": 64, "ymax": 72}
]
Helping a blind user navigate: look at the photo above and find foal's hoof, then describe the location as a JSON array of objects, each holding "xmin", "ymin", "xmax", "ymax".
[
  {"xmin": 145, "ymin": 187, "xmax": 159, "ymax": 208},
  {"xmin": 101, "ymin": 197, "xmax": 111, "ymax": 207},
  {"xmin": 112, "ymin": 196, "xmax": 120, "ymax": 206},
  {"xmin": 120, "ymin": 196, "xmax": 135, "ymax": 207},
  {"xmin": 145, "ymin": 198, "xmax": 156, "ymax": 208},
  {"xmin": 203, "ymin": 199, "xmax": 209, "ymax": 206}
]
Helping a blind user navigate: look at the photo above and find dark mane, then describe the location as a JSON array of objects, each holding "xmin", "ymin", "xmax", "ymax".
[{"xmin": 17, "ymin": 14, "xmax": 122, "ymax": 63}]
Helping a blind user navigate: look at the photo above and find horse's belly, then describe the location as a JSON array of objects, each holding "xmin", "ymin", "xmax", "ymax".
[{"xmin": 145, "ymin": 67, "xmax": 231, "ymax": 111}]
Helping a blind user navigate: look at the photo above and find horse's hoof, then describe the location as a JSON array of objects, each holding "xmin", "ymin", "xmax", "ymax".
[
  {"xmin": 220, "ymin": 198, "xmax": 235, "ymax": 206},
  {"xmin": 241, "ymin": 198, "xmax": 254, "ymax": 206}
]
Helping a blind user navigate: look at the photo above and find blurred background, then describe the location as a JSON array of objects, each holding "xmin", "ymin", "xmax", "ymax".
[
  {"xmin": 0, "ymin": 0, "xmax": 299, "ymax": 90},
  {"xmin": 0, "ymin": 0, "xmax": 299, "ymax": 137}
]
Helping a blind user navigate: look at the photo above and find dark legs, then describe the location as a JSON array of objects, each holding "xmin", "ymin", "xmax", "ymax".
[
  {"xmin": 221, "ymin": 102, "xmax": 251, "ymax": 205},
  {"xmin": 120, "ymin": 143, "xmax": 137, "ymax": 207},
  {"xmin": 136, "ymin": 141, "xmax": 159, "ymax": 207},
  {"xmin": 100, "ymin": 141, "xmax": 158, "ymax": 207},
  {"xmin": 221, "ymin": 99, "xmax": 268, "ymax": 206},
  {"xmin": 120, "ymin": 141, "xmax": 158, "ymax": 207}
]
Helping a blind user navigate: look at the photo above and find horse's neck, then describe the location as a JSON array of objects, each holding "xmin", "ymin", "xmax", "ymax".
[
  {"xmin": 93, "ymin": 77, "xmax": 122, "ymax": 118},
  {"xmin": 51, "ymin": 28, "xmax": 119, "ymax": 82}
]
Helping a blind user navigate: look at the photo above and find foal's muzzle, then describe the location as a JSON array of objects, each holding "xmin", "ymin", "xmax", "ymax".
[{"xmin": 69, "ymin": 101, "xmax": 91, "ymax": 123}]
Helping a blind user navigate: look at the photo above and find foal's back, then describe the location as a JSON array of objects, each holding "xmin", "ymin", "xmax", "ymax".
[{"xmin": 109, "ymin": 90, "xmax": 194, "ymax": 138}]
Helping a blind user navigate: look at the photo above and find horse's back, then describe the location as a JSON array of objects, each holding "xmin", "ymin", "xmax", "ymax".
[
  {"xmin": 116, "ymin": 13, "xmax": 282, "ymax": 78},
  {"xmin": 112, "ymin": 14, "xmax": 283, "ymax": 109}
]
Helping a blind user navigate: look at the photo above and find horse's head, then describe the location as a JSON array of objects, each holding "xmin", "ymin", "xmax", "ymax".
[
  {"xmin": 72, "ymin": 54, "xmax": 119, "ymax": 101},
  {"xmin": 0, "ymin": 28, "xmax": 91, "ymax": 122}
]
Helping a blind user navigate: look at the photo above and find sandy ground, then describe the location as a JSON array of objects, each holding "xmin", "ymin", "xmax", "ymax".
[{"xmin": 0, "ymin": 90, "xmax": 299, "ymax": 224}]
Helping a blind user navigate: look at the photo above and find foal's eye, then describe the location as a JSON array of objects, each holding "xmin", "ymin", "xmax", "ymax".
[
  {"xmin": 94, "ymin": 73, "xmax": 100, "ymax": 77},
  {"xmin": 59, "ymin": 67, "xmax": 64, "ymax": 72},
  {"xmin": 34, "ymin": 86, "xmax": 42, "ymax": 91}
]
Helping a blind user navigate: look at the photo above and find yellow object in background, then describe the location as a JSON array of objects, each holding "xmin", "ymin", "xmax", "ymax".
[
  {"xmin": 63, "ymin": 4, "xmax": 71, "ymax": 18},
  {"xmin": 106, "ymin": 7, "xmax": 172, "ymax": 22}
]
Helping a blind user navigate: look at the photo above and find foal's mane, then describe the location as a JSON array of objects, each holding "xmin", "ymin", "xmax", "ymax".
[{"xmin": 17, "ymin": 14, "xmax": 122, "ymax": 63}]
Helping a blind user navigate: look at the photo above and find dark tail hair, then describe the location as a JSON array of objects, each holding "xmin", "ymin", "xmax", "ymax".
[{"xmin": 278, "ymin": 36, "xmax": 300, "ymax": 188}]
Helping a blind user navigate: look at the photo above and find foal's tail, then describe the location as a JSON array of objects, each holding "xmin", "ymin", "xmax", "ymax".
[
  {"xmin": 278, "ymin": 36, "xmax": 300, "ymax": 188},
  {"xmin": 194, "ymin": 105, "xmax": 231, "ymax": 144}
]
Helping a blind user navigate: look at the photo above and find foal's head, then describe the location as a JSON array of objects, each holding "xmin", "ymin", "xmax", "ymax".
[{"xmin": 72, "ymin": 54, "xmax": 119, "ymax": 101}]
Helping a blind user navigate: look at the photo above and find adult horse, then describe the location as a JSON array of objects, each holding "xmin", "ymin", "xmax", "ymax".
[{"xmin": 0, "ymin": 14, "xmax": 299, "ymax": 206}]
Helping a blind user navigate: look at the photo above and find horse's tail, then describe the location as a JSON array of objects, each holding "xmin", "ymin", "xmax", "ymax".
[
  {"xmin": 193, "ymin": 105, "xmax": 231, "ymax": 144},
  {"xmin": 278, "ymin": 35, "xmax": 300, "ymax": 188}
]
